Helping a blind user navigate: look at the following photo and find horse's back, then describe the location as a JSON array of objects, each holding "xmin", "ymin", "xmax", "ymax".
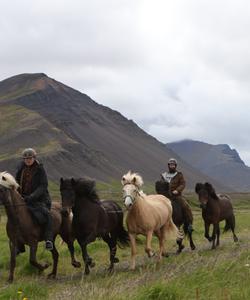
[{"xmin": 218, "ymin": 194, "xmax": 234, "ymax": 219}]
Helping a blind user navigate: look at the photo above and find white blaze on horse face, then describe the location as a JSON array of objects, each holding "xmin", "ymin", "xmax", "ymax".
[{"xmin": 123, "ymin": 184, "xmax": 137, "ymax": 208}]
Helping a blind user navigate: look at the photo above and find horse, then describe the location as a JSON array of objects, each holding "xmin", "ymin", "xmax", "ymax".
[
  {"xmin": 0, "ymin": 171, "xmax": 80, "ymax": 282},
  {"xmin": 155, "ymin": 180, "xmax": 195, "ymax": 253},
  {"xmin": 195, "ymin": 182, "xmax": 238, "ymax": 249},
  {"xmin": 122, "ymin": 171, "xmax": 182, "ymax": 270},
  {"xmin": 60, "ymin": 177, "xmax": 129, "ymax": 275}
]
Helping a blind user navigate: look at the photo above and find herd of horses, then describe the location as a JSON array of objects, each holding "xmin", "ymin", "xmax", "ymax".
[{"xmin": 0, "ymin": 171, "xmax": 238, "ymax": 282}]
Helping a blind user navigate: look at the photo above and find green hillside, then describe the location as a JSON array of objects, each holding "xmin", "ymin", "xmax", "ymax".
[{"xmin": 0, "ymin": 191, "xmax": 250, "ymax": 300}]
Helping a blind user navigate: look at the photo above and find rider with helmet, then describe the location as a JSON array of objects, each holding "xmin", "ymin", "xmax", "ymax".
[
  {"xmin": 15, "ymin": 148, "xmax": 53, "ymax": 252},
  {"xmin": 161, "ymin": 158, "xmax": 193, "ymax": 232}
]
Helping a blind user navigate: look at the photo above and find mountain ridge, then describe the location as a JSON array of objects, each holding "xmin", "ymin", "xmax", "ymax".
[
  {"xmin": 0, "ymin": 73, "xmax": 232, "ymax": 191},
  {"xmin": 167, "ymin": 139, "xmax": 250, "ymax": 191}
]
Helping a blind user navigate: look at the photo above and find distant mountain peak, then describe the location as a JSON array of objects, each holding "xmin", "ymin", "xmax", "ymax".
[{"xmin": 167, "ymin": 139, "xmax": 250, "ymax": 191}]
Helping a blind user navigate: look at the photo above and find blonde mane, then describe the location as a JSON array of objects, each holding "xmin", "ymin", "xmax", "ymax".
[
  {"xmin": 121, "ymin": 171, "xmax": 144, "ymax": 188},
  {"xmin": 0, "ymin": 172, "xmax": 19, "ymax": 190}
]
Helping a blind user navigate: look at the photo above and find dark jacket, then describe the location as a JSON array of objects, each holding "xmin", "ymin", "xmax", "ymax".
[
  {"xmin": 161, "ymin": 171, "xmax": 186, "ymax": 195},
  {"xmin": 16, "ymin": 161, "xmax": 51, "ymax": 209}
]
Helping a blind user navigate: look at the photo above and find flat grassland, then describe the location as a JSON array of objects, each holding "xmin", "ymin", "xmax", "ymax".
[{"xmin": 0, "ymin": 185, "xmax": 250, "ymax": 300}]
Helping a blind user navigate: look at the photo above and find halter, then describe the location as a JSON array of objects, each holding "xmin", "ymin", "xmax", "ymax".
[{"xmin": 122, "ymin": 182, "xmax": 141, "ymax": 208}]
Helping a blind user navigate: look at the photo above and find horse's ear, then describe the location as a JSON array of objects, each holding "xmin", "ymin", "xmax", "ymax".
[
  {"xmin": 195, "ymin": 183, "xmax": 203, "ymax": 194},
  {"xmin": 2, "ymin": 176, "xmax": 6, "ymax": 181},
  {"xmin": 132, "ymin": 176, "xmax": 137, "ymax": 185},
  {"xmin": 71, "ymin": 178, "xmax": 76, "ymax": 186},
  {"xmin": 60, "ymin": 178, "xmax": 64, "ymax": 184},
  {"xmin": 121, "ymin": 176, "xmax": 126, "ymax": 185}
]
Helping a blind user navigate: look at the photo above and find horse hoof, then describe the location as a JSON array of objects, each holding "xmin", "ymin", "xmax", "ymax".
[
  {"xmin": 191, "ymin": 245, "xmax": 196, "ymax": 250},
  {"xmin": 72, "ymin": 261, "xmax": 81, "ymax": 268},
  {"xmin": 42, "ymin": 263, "xmax": 50, "ymax": 270},
  {"xmin": 7, "ymin": 278, "xmax": 13, "ymax": 284},
  {"xmin": 47, "ymin": 273, "xmax": 56, "ymax": 279},
  {"xmin": 234, "ymin": 236, "xmax": 239, "ymax": 243},
  {"xmin": 113, "ymin": 257, "xmax": 119, "ymax": 263},
  {"xmin": 108, "ymin": 266, "xmax": 114, "ymax": 274},
  {"xmin": 84, "ymin": 268, "xmax": 90, "ymax": 275},
  {"xmin": 162, "ymin": 252, "xmax": 169, "ymax": 258}
]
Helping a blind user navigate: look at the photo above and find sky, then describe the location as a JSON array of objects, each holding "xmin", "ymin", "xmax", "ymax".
[{"xmin": 1, "ymin": 0, "xmax": 250, "ymax": 165}]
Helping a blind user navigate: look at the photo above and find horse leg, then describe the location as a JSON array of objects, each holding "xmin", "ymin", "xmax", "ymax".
[
  {"xmin": 8, "ymin": 241, "xmax": 16, "ymax": 283},
  {"xmin": 78, "ymin": 233, "xmax": 96, "ymax": 275},
  {"xmin": 176, "ymin": 226, "xmax": 185, "ymax": 254},
  {"xmin": 47, "ymin": 240, "xmax": 59, "ymax": 279},
  {"xmin": 204, "ymin": 222, "xmax": 212, "ymax": 241},
  {"xmin": 102, "ymin": 234, "xmax": 118, "ymax": 273},
  {"xmin": 145, "ymin": 230, "xmax": 154, "ymax": 258},
  {"xmin": 67, "ymin": 240, "xmax": 81, "ymax": 268},
  {"xmin": 129, "ymin": 233, "xmax": 137, "ymax": 270},
  {"xmin": 187, "ymin": 225, "xmax": 196, "ymax": 250},
  {"xmin": 29, "ymin": 244, "xmax": 50, "ymax": 271},
  {"xmin": 229, "ymin": 215, "xmax": 239, "ymax": 242},
  {"xmin": 216, "ymin": 226, "xmax": 220, "ymax": 246},
  {"xmin": 211, "ymin": 224, "xmax": 218, "ymax": 249}
]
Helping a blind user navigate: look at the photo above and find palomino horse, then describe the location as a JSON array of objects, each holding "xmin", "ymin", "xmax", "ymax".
[
  {"xmin": 60, "ymin": 177, "xmax": 129, "ymax": 275},
  {"xmin": 155, "ymin": 180, "xmax": 195, "ymax": 253},
  {"xmin": 195, "ymin": 182, "xmax": 238, "ymax": 249},
  {"xmin": 122, "ymin": 171, "xmax": 182, "ymax": 270},
  {"xmin": 0, "ymin": 172, "xmax": 80, "ymax": 282}
]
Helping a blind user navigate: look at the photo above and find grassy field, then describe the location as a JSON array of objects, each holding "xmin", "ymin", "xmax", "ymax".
[{"xmin": 0, "ymin": 187, "xmax": 250, "ymax": 300}]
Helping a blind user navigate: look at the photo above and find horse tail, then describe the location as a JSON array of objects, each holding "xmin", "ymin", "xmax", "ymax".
[
  {"xmin": 167, "ymin": 216, "xmax": 183, "ymax": 240},
  {"xmin": 116, "ymin": 215, "xmax": 129, "ymax": 248},
  {"xmin": 224, "ymin": 214, "xmax": 235, "ymax": 233}
]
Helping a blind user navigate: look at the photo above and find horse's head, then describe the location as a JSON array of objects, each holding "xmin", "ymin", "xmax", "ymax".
[
  {"xmin": 122, "ymin": 183, "xmax": 140, "ymax": 209},
  {"xmin": 0, "ymin": 172, "xmax": 18, "ymax": 207},
  {"xmin": 195, "ymin": 182, "xmax": 218, "ymax": 209},
  {"xmin": 60, "ymin": 178, "xmax": 75, "ymax": 215},
  {"xmin": 155, "ymin": 180, "xmax": 171, "ymax": 198},
  {"xmin": 121, "ymin": 171, "xmax": 143, "ymax": 209}
]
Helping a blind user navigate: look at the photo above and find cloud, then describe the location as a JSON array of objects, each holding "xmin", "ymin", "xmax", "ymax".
[{"xmin": 1, "ymin": 0, "xmax": 250, "ymax": 164}]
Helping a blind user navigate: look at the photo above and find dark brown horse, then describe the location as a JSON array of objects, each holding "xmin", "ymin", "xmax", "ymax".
[
  {"xmin": 155, "ymin": 180, "xmax": 195, "ymax": 253},
  {"xmin": 0, "ymin": 172, "xmax": 80, "ymax": 282},
  {"xmin": 60, "ymin": 177, "xmax": 129, "ymax": 275},
  {"xmin": 195, "ymin": 182, "xmax": 238, "ymax": 249}
]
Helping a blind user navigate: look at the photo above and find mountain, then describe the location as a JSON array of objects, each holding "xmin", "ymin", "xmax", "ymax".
[
  {"xmin": 167, "ymin": 139, "xmax": 250, "ymax": 191},
  {"xmin": 0, "ymin": 73, "xmax": 230, "ymax": 191}
]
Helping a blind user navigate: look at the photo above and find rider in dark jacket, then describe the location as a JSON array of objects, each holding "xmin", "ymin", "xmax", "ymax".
[
  {"xmin": 15, "ymin": 148, "xmax": 53, "ymax": 252},
  {"xmin": 161, "ymin": 158, "xmax": 193, "ymax": 233}
]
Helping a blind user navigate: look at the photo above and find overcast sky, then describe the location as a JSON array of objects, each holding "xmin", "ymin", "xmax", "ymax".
[{"xmin": 1, "ymin": 0, "xmax": 250, "ymax": 165}]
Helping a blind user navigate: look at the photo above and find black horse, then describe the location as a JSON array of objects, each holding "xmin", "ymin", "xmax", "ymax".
[
  {"xmin": 195, "ymin": 182, "xmax": 238, "ymax": 249},
  {"xmin": 60, "ymin": 177, "xmax": 129, "ymax": 275},
  {"xmin": 155, "ymin": 180, "xmax": 195, "ymax": 253}
]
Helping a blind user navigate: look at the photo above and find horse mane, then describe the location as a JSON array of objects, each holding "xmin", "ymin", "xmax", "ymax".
[
  {"xmin": 121, "ymin": 171, "xmax": 144, "ymax": 188},
  {"xmin": 195, "ymin": 182, "xmax": 219, "ymax": 201},
  {"xmin": 0, "ymin": 172, "xmax": 19, "ymax": 190},
  {"xmin": 74, "ymin": 178, "xmax": 100, "ymax": 202}
]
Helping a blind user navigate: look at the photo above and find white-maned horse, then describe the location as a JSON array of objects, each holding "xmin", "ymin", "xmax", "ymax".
[{"xmin": 122, "ymin": 171, "xmax": 181, "ymax": 270}]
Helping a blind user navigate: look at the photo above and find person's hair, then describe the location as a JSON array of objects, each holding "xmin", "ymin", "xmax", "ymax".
[{"xmin": 22, "ymin": 148, "xmax": 37, "ymax": 158}]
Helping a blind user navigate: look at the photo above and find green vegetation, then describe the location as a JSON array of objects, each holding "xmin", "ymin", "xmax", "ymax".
[{"xmin": 0, "ymin": 190, "xmax": 250, "ymax": 299}]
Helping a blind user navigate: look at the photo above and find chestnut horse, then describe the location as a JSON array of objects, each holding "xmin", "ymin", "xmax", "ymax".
[
  {"xmin": 195, "ymin": 182, "xmax": 238, "ymax": 249},
  {"xmin": 0, "ymin": 171, "xmax": 80, "ymax": 282},
  {"xmin": 155, "ymin": 180, "xmax": 195, "ymax": 253},
  {"xmin": 122, "ymin": 171, "xmax": 182, "ymax": 270}
]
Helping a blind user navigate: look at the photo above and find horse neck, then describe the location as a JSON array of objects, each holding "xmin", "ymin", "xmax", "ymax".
[
  {"xmin": 8, "ymin": 189, "xmax": 31, "ymax": 225},
  {"xmin": 130, "ymin": 194, "xmax": 149, "ymax": 221}
]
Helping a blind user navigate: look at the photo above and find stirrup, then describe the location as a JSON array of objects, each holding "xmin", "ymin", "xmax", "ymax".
[{"xmin": 45, "ymin": 240, "xmax": 53, "ymax": 251}]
